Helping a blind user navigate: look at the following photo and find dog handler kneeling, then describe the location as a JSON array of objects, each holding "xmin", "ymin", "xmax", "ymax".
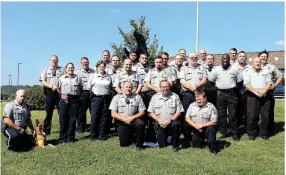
[{"xmin": 1, "ymin": 89, "xmax": 35, "ymax": 151}]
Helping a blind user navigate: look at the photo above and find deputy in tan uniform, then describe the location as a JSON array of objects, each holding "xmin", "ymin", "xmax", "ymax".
[
  {"xmin": 144, "ymin": 56, "xmax": 173, "ymax": 98},
  {"xmin": 161, "ymin": 52, "xmax": 176, "ymax": 83},
  {"xmin": 259, "ymin": 50, "xmax": 284, "ymax": 135},
  {"xmin": 168, "ymin": 49, "xmax": 189, "ymax": 66},
  {"xmin": 101, "ymin": 50, "xmax": 112, "ymax": 70},
  {"xmin": 205, "ymin": 54, "xmax": 217, "ymax": 106},
  {"xmin": 128, "ymin": 49, "xmax": 139, "ymax": 72},
  {"xmin": 148, "ymin": 80, "xmax": 184, "ymax": 152},
  {"xmin": 229, "ymin": 48, "xmax": 238, "ymax": 65},
  {"xmin": 74, "ymin": 57, "xmax": 95, "ymax": 133},
  {"xmin": 198, "ymin": 49, "xmax": 207, "ymax": 66},
  {"xmin": 179, "ymin": 52, "xmax": 207, "ymax": 140},
  {"xmin": 106, "ymin": 55, "xmax": 123, "ymax": 85},
  {"xmin": 114, "ymin": 58, "xmax": 142, "ymax": 94},
  {"xmin": 244, "ymin": 57, "xmax": 272, "ymax": 140},
  {"xmin": 170, "ymin": 54, "xmax": 185, "ymax": 96},
  {"xmin": 39, "ymin": 54, "xmax": 64, "ymax": 135},
  {"xmin": 57, "ymin": 62, "xmax": 82, "ymax": 143},
  {"xmin": 2, "ymin": 89, "xmax": 35, "ymax": 151},
  {"xmin": 109, "ymin": 81, "xmax": 146, "ymax": 149},
  {"xmin": 135, "ymin": 53, "xmax": 152, "ymax": 124},
  {"xmin": 232, "ymin": 51, "xmax": 251, "ymax": 128},
  {"xmin": 179, "ymin": 52, "xmax": 208, "ymax": 107},
  {"xmin": 185, "ymin": 91, "xmax": 217, "ymax": 153}
]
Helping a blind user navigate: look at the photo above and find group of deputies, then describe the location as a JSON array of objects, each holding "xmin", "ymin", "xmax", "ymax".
[{"xmin": 2, "ymin": 48, "xmax": 284, "ymax": 153}]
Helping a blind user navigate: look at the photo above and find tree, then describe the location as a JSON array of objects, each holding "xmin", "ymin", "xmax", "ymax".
[{"xmin": 111, "ymin": 16, "xmax": 163, "ymax": 66}]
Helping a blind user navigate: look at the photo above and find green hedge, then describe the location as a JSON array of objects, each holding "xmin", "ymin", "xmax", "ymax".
[{"xmin": 24, "ymin": 85, "xmax": 45, "ymax": 110}]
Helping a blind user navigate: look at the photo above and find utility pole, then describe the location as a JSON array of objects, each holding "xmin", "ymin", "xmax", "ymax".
[{"xmin": 17, "ymin": 63, "xmax": 22, "ymax": 89}]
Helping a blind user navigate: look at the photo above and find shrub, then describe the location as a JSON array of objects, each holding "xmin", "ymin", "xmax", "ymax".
[{"xmin": 24, "ymin": 85, "xmax": 45, "ymax": 110}]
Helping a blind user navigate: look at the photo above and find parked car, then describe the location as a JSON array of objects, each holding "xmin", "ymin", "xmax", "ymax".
[{"xmin": 1, "ymin": 94, "xmax": 9, "ymax": 100}]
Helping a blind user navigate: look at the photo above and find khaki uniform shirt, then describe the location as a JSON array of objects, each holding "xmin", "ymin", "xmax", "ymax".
[
  {"xmin": 74, "ymin": 68, "xmax": 95, "ymax": 90},
  {"xmin": 179, "ymin": 64, "xmax": 208, "ymax": 91},
  {"xmin": 58, "ymin": 74, "xmax": 82, "ymax": 95},
  {"xmin": 39, "ymin": 66, "xmax": 64, "ymax": 87},
  {"xmin": 135, "ymin": 63, "xmax": 152, "ymax": 92},
  {"xmin": 147, "ymin": 92, "xmax": 184, "ymax": 121},
  {"xmin": 262, "ymin": 63, "xmax": 284, "ymax": 83},
  {"xmin": 144, "ymin": 67, "xmax": 173, "ymax": 89},
  {"xmin": 185, "ymin": 102, "xmax": 218, "ymax": 124},
  {"xmin": 232, "ymin": 62, "xmax": 251, "ymax": 93},
  {"xmin": 109, "ymin": 93, "xmax": 146, "ymax": 116},
  {"xmin": 3, "ymin": 100, "xmax": 31, "ymax": 128},
  {"xmin": 113, "ymin": 70, "xmax": 141, "ymax": 93},
  {"xmin": 106, "ymin": 66, "xmax": 123, "ymax": 85},
  {"xmin": 164, "ymin": 65, "xmax": 176, "ymax": 81}
]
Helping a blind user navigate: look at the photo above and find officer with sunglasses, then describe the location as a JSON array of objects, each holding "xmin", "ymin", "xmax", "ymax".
[
  {"xmin": 39, "ymin": 55, "xmax": 64, "ymax": 135},
  {"xmin": 109, "ymin": 81, "xmax": 146, "ymax": 150}
]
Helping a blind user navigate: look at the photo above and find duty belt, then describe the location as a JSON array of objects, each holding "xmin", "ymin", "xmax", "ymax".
[{"xmin": 218, "ymin": 88, "xmax": 236, "ymax": 93}]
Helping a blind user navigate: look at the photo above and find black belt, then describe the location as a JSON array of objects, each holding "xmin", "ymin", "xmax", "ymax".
[
  {"xmin": 218, "ymin": 88, "xmax": 236, "ymax": 93},
  {"xmin": 67, "ymin": 95, "xmax": 80, "ymax": 100},
  {"xmin": 93, "ymin": 94, "xmax": 109, "ymax": 97}
]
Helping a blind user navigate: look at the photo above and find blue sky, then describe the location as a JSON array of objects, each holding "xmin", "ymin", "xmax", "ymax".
[{"xmin": 1, "ymin": 2, "xmax": 285, "ymax": 85}]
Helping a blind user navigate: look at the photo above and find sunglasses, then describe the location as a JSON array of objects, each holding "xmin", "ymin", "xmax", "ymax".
[
  {"xmin": 144, "ymin": 68, "xmax": 149, "ymax": 73},
  {"xmin": 125, "ymin": 98, "xmax": 130, "ymax": 104}
]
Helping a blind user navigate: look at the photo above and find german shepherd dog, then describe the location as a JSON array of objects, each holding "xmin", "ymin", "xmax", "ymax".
[{"xmin": 35, "ymin": 119, "xmax": 55, "ymax": 148}]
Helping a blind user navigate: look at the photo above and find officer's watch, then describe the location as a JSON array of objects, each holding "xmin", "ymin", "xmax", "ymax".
[{"xmin": 17, "ymin": 127, "xmax": 22, "ymax": 132}]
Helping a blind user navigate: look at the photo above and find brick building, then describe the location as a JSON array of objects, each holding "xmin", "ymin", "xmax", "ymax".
[{"xmin": 168, "ymin": 50, "xmax": 285, "ymax": 69}]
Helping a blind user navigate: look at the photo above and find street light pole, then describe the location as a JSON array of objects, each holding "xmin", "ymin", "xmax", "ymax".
[
  {"xmin": 196, "ymin": 1, "xmax": 199, "ymax": 53},
  {"xmin": 17, "ymin": 63, "xmax": 22, "ymax": 89},
  {"xmin": 8, "ymin": 75, "xmax": 12, "ymax": 85}
]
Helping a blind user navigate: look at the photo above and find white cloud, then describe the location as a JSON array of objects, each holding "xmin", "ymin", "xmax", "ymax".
[
  {"xmin": 109, "ymin": 9, "xmax": 120, "ymax": 13},
  {"xmin": 274, "ymin": 40, "xmax": 285, "ymax": 46}
]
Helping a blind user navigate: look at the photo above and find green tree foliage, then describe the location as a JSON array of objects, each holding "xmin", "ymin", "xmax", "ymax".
[
  {"xmin": 111, "ymin": 16, "xmax": 163, "ymax": 66},
  {"xmin": 1, "ymin": 85, "xmax": 31, "ymax": 99}
]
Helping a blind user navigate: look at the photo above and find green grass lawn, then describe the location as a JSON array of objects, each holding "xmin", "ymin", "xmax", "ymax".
[{"xmin": 1, "ymin": 100, "xmax": 285, "ymax": 175}]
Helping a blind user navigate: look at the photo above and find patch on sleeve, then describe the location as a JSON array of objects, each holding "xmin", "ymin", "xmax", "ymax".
[{"xmin": 212, "ymin": 107, "xmax": 217, "ymax": 114}]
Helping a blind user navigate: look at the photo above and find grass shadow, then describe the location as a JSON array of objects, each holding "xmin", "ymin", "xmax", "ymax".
[
  {"xmin": 215, "ymin": 140, "xmax": 231, "ymax": 153},
  {"xmin": 46, "ymin": 138, "xmax": 61, "ymax": 146},
  {"xmin": 271, "ymin": 121, "xmax": 285, "ymax": 136}
]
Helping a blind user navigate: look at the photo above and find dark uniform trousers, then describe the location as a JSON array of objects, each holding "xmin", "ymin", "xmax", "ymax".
[
  {"xmin": 182, "ymin": 91, "xmax": 196, "ymax": 140},
  {"xmin": 76, "ymin": 90, "xmax": 91, "ymax": 132},
  {"xmin": 139, "ymin": 91, "xmax": 151, "ymax": 125},
  {"xmin": 267, "ymin": 90, "xmax": 275, "ymax": 134},
  {"xmin": 154, "ymin": 120, "xmax": 180, "ymax": 148},
  {"xmin": 59, "ymin": 95, "xmax": 80, "ymax": 142},
  {"xmin": 90, "ymin": 94, "xmax": 111, "ymax": 140},
  {"xmin": 205, "ymin": 82, "xmax": 217, "ymax": 107},
  {"xmin": 246, "ymin": 91, "xmax": 270, "ymax": 137},
  {"xmin": 237, "ymin": 91, "xmax": 247, "ymax": 128},
  {"xmin": 44, "ymin": 90, "xmax": 59, "ymax": 134},
  {"xmin": 3, "ymin": 128, "xmax": 35, "ymax": 150},
  {"xmin": 216, "ymin": 89, "xmax": 238, "ymax": 135},
  {"xmin": 191, "ymin": 126, "xmax": 216, "ymax": 152},
  {"xmin": 117, "ymin": 118, "xmax": 145, "ymax": 147}
]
